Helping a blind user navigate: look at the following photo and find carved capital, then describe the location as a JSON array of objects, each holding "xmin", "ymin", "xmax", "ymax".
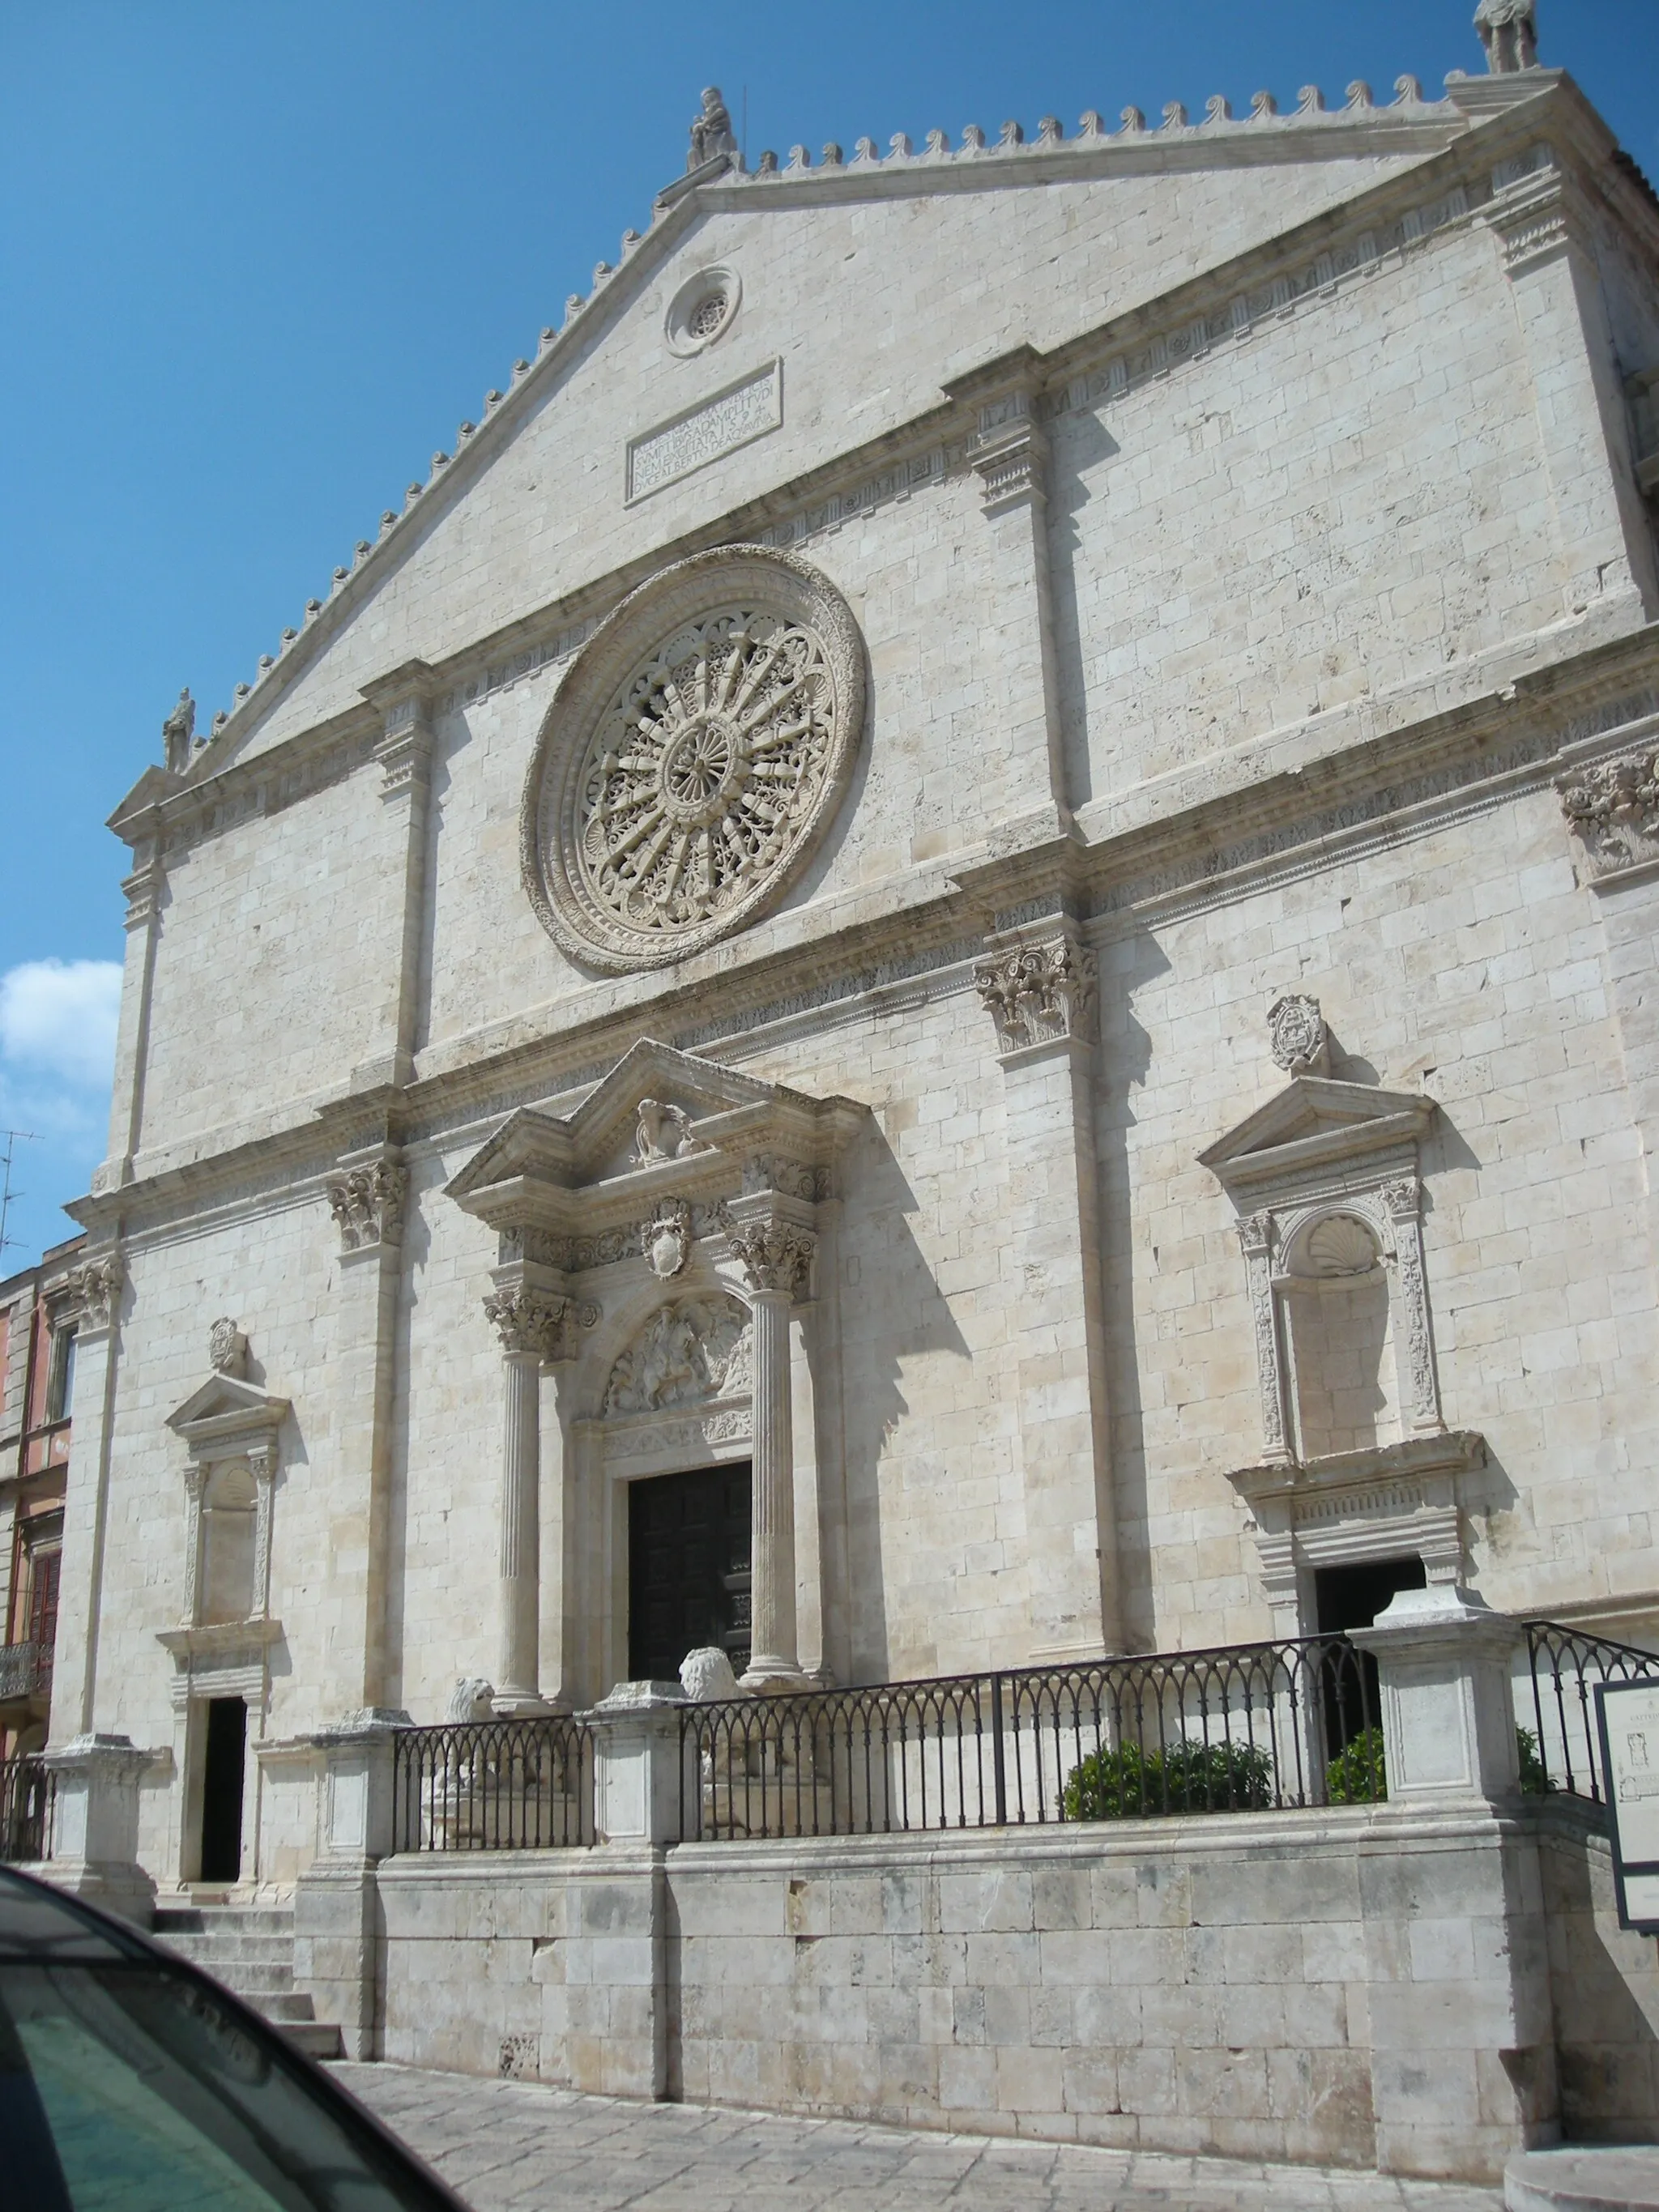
[
  {"xmin": 967, "ymin": 391, "xmax": 1047, "ymax": 515},
  {"xmin": 1237, "ymin": 1211, "xmax": 1276, "ymax": 1260},
  {"xmin": 65, "ymin": 1255, "xmax": 124, "ymax": 1333},
  {"xmin": 484, "ymin": 1287, "xmax": 594, "ymax": 1362},
  {"xmin": 326, "ymin": 1158, "xmax": 409, "ymax": 1253},
  {"xmin": 1559, "ymin": 748, "xmax": 1659, "ymax": 882},
  {"xmin": 728, "ymin": 1221, "xmax": 816, "ymax": 1300},
  {"xmin": 121, "ymin": 856, "xmax": 164, "ymax": 931},
  {"xmin": 1379, "ymin": 1178, "xmax": 1422, "ymax": 1224},
  {"xmin": 1486, "ymin": 166, "xmax": 1572, "ymax": 278},
  {"xmin": 975, "ymin": 937, "xmax": 1097, "ymax": 1057}
]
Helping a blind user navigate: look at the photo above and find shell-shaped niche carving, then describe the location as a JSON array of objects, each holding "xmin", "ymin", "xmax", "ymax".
[
  {"xmin": 603, "ymin": 1294, "xmax": 752, "ymax": 1417},
  {"xmin": 1299, "ymin": 1214, "xmax": 1380, "ymax": 1279},
  {"xmin": 522, "ymin": 547, "xmax": 866, "ymax": 974}
]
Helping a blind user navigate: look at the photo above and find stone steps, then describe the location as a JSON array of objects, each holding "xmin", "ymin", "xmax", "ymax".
[{"xmin": 151, "ymin": 1903, "xmax": 343, "ymax": 2062}]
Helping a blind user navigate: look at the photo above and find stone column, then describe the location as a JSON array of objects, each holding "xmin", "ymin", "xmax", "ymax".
[
  {"xmin": 727, "ymin": 1214, "xmax": 816, "ymax": 1692},
  {"xmin": 484, "ymin": 1288, "xmax": 566, "ymax": 1712}
]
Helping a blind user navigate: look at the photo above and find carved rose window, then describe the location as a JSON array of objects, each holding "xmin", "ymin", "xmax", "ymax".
[{"xmin": 522, "ymin": 548, "xmax": 864, "ymax": 971}]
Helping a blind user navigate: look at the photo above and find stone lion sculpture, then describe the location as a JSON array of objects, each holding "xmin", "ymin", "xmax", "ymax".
[
  {"xmin": 679, "ymin": 1647, "xmax": 740, "ymax": 1702},
  {"xmin": 446, "ymin": 1677, "xmax": 496, "ymax": 1722}
]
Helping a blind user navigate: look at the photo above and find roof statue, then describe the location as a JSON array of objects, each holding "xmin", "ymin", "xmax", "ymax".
[
  {"xmin": 1473, "ymin": 0, "xmax": 1538, "ymax": 74},
  {"xmin": 688, "ymin": 84, "xmax": 738, "ymax": 172},
  {"xmin": 161, "ymin": 685, "xmax": 195, "ymax": 774}
]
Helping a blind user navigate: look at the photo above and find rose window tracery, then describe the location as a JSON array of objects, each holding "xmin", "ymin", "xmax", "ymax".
[{"xmin": 523, "ymin": 548, "xmax": 864, "ymax": 972}]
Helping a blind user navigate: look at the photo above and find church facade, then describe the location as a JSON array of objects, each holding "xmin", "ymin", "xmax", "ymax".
[{"xmin": 48, "ymin": 17, "xmax": 1659, "ymax": 1909}]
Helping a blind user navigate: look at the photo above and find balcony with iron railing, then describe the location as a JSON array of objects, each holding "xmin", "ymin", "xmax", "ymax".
[{"xmin": 0, "ymin": 1641, "xmax": 49, "ymax": 1703}]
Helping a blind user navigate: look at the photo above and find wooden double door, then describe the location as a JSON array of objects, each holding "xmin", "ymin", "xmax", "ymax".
[{"xmin": 627, "ymin": 1463, "xmax": 752, "ymax": 1683}]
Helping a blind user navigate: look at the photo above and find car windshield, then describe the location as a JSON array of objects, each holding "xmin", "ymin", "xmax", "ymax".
[{"xmin": 0, "ymin": 1868, "xmax": 462, "ymax": 2212}]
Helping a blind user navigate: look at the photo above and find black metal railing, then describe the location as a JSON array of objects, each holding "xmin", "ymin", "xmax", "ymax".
[
  {"xmin": 391, "ymin": 1715, "xmax": 596, "ymax": 1852},
  {"xmin": 0, "ymin": 1755, "xmax": 53, "ymax": 1863},
  {"xmin": 0, "ymin": 1642, "xmax": 48, "ymax": 1703},
  {"xmin": 679, "ymin": 1635, "xmax": 1384, "ymax": 1842},
  {"xmin": 1523, "ymin": 1620, "xmax": 1659, "ymax": 1803}
]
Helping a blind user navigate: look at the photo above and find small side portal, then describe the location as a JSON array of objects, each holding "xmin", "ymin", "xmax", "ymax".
[{"xmin": 198, "ymin": 1696, "xmax": 247, "ymax": 1883}]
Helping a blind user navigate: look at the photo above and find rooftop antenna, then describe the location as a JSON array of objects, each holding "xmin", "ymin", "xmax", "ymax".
[
  {"xmin": 0, "ymin": 1129, "xmax": 39, "ymax": 1262},
  {"xmin": 741, "ymin": 83, "xmax": 748, "ymax": 170}
]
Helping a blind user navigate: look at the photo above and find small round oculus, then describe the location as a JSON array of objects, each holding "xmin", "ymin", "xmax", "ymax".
[
  {"xmin": 522, "ymin": 547, "xmax": 865, "ymax": 972},
  {"xmin": 665, "ymin": 263, "xmax": 741, "ymax": 357}
]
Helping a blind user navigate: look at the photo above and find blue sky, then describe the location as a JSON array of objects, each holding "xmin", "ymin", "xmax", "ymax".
[{"xmin": 1, "ymin": 0, "xmax": 1654, "ymax": 1269}]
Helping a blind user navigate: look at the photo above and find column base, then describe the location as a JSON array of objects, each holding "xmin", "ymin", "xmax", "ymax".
[
  {"xmin": 739, "ymin": 1661, "xmax": 811, "ymax": 1695},
  {"xmin": 37, "ymin": 1859, "xmax": 157, "ymax": 1928}
]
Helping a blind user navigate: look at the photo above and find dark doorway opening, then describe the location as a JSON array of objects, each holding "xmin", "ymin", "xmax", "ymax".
[
  {"xmin": 1315, "ymin": 1555, "xmax": 1427, "ymax": 1755},
  {"xmin": 628, "ymin": 1464, "xmax": 752, "ymax": 1682},
  {"xmin": 198, "ymin": 1697, "xmax": 247, "ymax": 1883}
]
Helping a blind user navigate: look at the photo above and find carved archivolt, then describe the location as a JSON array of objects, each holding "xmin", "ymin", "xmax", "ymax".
[
  {"xmin": 603, "ymin": 1294, "xmax": 752, "ymax": 1416},
  {"xmin": 522, "ymin": 548, "xmax": 866, "ymax": 973}
]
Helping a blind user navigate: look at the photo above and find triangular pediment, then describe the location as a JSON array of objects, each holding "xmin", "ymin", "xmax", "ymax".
[
  {"xmin": 446, "ymin": 1039, "xmax": 864, "ymax": 1221},
  {"xmin": 1199, "ymin": 1076, "xmax": 1434, "ymax": 1193},
  {"xmin": 137, "ymin": 73, "xmax": 1537, "ymax": 785},
  {"xmin": 166, "ymin": 1371, "xmax": 290, "ymax": 1443}
]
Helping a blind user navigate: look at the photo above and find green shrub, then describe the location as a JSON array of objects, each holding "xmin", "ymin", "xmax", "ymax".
[
  {"xmin": 1324, "ymin": 1723, "xmax": 1552, "ymax": 1805},
  {"xmin": 1516, "ymin": 1725, "xmax": 1550, "ymax": 1796},
  {"xmin": 1325, "ymin": 1725, "xmax": 1386, "ymax": 1804},
  {"xmin": 1063, "ymin": 1737, "xmax": 1274, "ymax": 1821}
]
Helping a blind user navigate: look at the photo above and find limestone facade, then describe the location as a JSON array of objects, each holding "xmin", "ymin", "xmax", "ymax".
[{"xmin": 45, "ymin": 40, "xmax": 1659, "ymax": 1898}]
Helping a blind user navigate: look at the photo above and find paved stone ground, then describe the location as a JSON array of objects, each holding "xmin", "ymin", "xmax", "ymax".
[{"xmin": 331, "ymin": 2064, "xmax": 1505, "ymax": 2212}]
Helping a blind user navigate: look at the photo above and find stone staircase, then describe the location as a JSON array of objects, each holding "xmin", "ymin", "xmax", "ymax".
[{"xmin": 150, "ymin": 1902, "xmax": 343, "ymax": 2061}]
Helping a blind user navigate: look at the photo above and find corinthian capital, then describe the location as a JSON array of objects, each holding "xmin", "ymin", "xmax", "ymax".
[
  {"xmin": 326, "ymin": 1157, "xmax": 408, "ymax": 1253},
  {"xmin": 66, "ymin": 1255, "xmax": 124, "ymax": 1332},
  {"xmin": 975, "ymin": 936, "xmax": 1096, "ymax": 1058},
  {"xmin": 728, "ymin": 1221, "xmax": 816, "ymax": 1300},
  {"xmin": 484, "ymin": 1287, "xmax": 571, "ymax": 1361}
]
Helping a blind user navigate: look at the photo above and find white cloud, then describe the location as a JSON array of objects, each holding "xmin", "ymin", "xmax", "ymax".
[{"xmin": 0, "ymin": 959, "xmax": 123, "ymax": 1090}]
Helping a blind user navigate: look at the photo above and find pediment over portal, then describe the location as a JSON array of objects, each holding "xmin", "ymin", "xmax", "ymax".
[
  {"xmin": 445, "ymin": 1038, "xmax": 866, "ymax": 1242},
  {"xmin": 1197, "ymin": 1075, "xmax": 1434, "ymax": 1200},
  {"xmin": 165, "ymin": 1372, "xmax": 290, "ymax": 1455}
]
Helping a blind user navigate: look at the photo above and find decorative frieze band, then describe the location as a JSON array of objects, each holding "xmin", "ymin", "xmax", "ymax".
[{"xmin": 975, "ymin": 937, "xmax": 1097, "ymax": 1057}]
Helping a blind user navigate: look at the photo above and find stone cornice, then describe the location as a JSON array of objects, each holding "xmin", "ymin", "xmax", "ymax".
[
  {"xmin": 71, "ymin": 622, "xmax": 1659, "ymax": 1243},
  {"xmin": 104, "ymin": 73, "xmax": 1636, "ymax": 866}
]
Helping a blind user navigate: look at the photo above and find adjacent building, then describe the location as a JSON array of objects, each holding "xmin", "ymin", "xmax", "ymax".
[{"xmin": 0, "ymin": 1234, "xmax": 83, "ymax": 1760}]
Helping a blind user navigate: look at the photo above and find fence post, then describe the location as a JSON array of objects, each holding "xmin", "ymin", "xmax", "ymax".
[
  {"xmin": 292, "ymin": 1709, "xmax": 409, "ymax": 2061},
  {"xmin": 1348, "ymin": 1589, "xmax": 1555, "ymax": 2176},
  {"xmin": 990, "ymin": 1675, "xmax": 1008, "ymax": 1826},
  {"xmin": 589, "ymin": 1682, "xmax": 690, "ymax": 1845},
  {"xmin": 38, "ymin": 1733, "xmax": 156, "ymax": 1924}
]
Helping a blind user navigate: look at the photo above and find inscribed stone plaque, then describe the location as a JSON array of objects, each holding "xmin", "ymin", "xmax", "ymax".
[{"xmin": 626, "ymin": 360, "xmax": 783, "ymax": 501}]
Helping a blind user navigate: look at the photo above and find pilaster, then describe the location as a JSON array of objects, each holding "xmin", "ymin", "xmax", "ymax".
[
  {"xmin": 1485, "ymin": 153, "xmax": 1659, "ymax": 625},
  {"xmin": 973, "ymin": 914, "xmax": 1119, "ymax": 1663},
  {"xmin": 945, "ymin": 348, "xmax": 1073, "ymax": 846},
  {"xmin": 355, "ymin": 660, "xmax": 437, "ymax": 1093},
  {"xmin": 322, "ymin": 1144, "xmax": 409, "ymax": 1715},
  {"xmin": 47, "ymin": 1254, "xmax": 125, "ymax": 1745}
]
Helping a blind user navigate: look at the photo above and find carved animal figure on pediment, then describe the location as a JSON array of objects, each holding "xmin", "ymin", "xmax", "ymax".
[
  {"xmin": 680, "ymin": 1646, "xmax": 740, "ymax": 1702},
  {"xmin": 688, "ymin": 85, "xmax": 737, "ymax": 170},
  {"xmin": 633, "ymin": 1098, "xmax": 707, "ymax": 1167},
  {"xmin": 446, "ymin": 1677, "xmax": 496, "ymax": 1722},
  {"xmin": 604, "ymin": 1294, "xmax": 751, "ymax": 1416},
  {"xmin": 1474, "ymin": 0, "xmax": 1537, "ymax": 73}
]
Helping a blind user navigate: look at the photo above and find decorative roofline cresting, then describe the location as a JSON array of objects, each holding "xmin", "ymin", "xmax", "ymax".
[{"xmin": 521, "ymin": 546, "xmax": 867, "ymax": 974}]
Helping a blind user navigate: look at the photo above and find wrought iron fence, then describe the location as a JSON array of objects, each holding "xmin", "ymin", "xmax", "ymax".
[
  {"xmin": 392, "ymin": 1715, "xmax": 596, "ymax": 1852},
  {"xmin": 0, "ymin": 1755, "xmax": 53, "ymax": 1863},
  {"xmin": 679, "ymin": 1634, "xmax": 1384, "ymax": 1842},
  {"xmin": 1522, "ymin": 1620, "xmax": 1659, "ymax": 1803}
]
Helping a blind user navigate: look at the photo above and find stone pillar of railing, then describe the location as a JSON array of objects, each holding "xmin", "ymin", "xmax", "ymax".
[
  {"xmin": 727, "ymin": 1213, "xmax": 816, "ymax": 1692},
  {"xmin": 1350, "ymin": 1588, "xmax": 1556, "ymax": 2176},
  {"xmin": 557, "ymin": 1684, "xmax": 692, "ymax": 2099},
  {"xmin": 39, "ymin": 1733, "xmax": 156, "ymax": 1924},
  {"xmin": 292, "ymin": 1710, "xmax": 409, "ymax": 2061}
]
